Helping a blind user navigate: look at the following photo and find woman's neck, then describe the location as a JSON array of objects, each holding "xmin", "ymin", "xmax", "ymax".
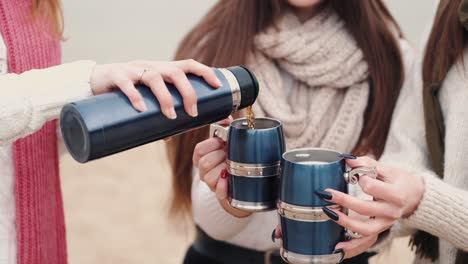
[{"xmin": 292, "ymin": 3, "xmax": 326, "ymax": 23}]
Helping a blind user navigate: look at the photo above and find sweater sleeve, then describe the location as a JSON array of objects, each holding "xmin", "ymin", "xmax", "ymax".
[
  {"xmin": 401, "ymin": 172, "xmax": 468, "ymax": 251},
  {"xmin": 378, "ymin": 41, "xmax": 468, "ymax": 251},
  {"xmin": 191, "ymin": 168, "xmax": 254, "ymax": 241},
  {"xmin": 0, "ymin": 60, "xmax": 96, "ymax": 145}
]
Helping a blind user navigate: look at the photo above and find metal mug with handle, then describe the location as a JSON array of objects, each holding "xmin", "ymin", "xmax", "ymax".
[
  {"xmin": 209, "ymin": 117, "xmax": 285, "ymax": 212},
  {"xmin": 277, "ymin": 148, "xmax": 377, "ymax": 264}
]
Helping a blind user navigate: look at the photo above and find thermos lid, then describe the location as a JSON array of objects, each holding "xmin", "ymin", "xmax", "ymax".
[
  {"xmin": 226, "ymin": 66, "xmax": 259, "ymax": 109},
  {"xmin": 60, "ymin": 104, "xmax": 91, "ymax": 163}
]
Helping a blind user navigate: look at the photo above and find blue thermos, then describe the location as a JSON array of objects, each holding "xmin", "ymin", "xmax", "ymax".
[{"xmin": 60, "ymin": 66, "xmax": 259, "ymax": 163}]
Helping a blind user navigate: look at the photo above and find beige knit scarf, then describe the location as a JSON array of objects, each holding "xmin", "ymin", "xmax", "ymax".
[{"xmin": 248, "ymin": 8, "xmax": 370, "ymax": 152}]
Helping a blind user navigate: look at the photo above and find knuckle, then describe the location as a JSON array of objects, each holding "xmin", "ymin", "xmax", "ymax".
[
  {"xmin": 185, "ymin": 58, "xmax": 197, "ymax": 65},
  {"xmin": 167, "ymin": 68, "xmax": 184, "ymax": 79},
  {"xmin": 205, "ymin": 173, "xmax": 218, "ymax": 187},
  {"xmin": 160, "ymin": 99, "xmax": 174, "ymax": 110},
  {"xmin": 394, "ymin": 194, "xmax": 406, "ymax": 207},
  {"xmin": 389, "ymin": 208, "xmax": 403, "ymax": 219},
  {"xmin": 360, "ymin": 156, "xmax": 374, "ymax": 165},
  {"xmin": 360, "ymin": 229, "xmax": 372, "ymax": 237},
  {"xmin": 199, "ymin": 158, "xmax": 212, "ymax": 173},
  {"xmin": 146, "ymin": 72, "xmax": 163, "ymax": 83},
  {"xmin": 115, "ymin": 78, "xmax": 130, "ymax": 87},
  {"xmin": 193, "ymin": 145, "xmax": 202, "ymax": 162},
  {"xmin": 360, "ymin": 180, "xmax": 374, "ymax": 194},
  {"xmin": 127, "ymin": 91, "xmax": 141, "ymax": 102},
  {"xmin": 332, "ymin": 192, "xmax": 343, "ymax": 203},
  {"xmin": 183, "ymin": 89, "xmax": 197, "ymax": 102}
]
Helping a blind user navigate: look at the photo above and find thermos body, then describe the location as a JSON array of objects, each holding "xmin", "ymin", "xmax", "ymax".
[{"xmin": 61, "ymin": 66, "xmax": 259, "ymax": 163}]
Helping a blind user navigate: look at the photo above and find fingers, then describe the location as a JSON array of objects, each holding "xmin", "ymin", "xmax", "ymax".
[
  {"xmin": 140, "ymin": 70, "xmax": 177, "ymax": 119},
  {"xmin": 114, "ymin": 78, "xmax": 147, "ymax": 112},
  {"xmin": 326, "ymin": 209, "xmax": 394, "ymax": 237},
  {"xmin": 160, "ymin": 67, "xmax": 199, "ymax": 117},
  {"xmin": 198, "ymin": 149, "xmax": 227, "ymax": 179},
  {"xmin": 275, "ymin": 225, "xmax": 282, "ymax": 239},
  {"xmin": 203, "ymin": 162, "xmax": 227, "ymax": 192},
  {"xmin": 323, "ymin": 189, "xmax": 403, "ymax": 219},
  {"xmin": 358, "ymin": 176, "xmax": 403, "ymax": 206},
  {"xmin": 335, "ymin": 235, "xmax": 378, "ymax": 259},
  {"xmin": 193, "ymin": 138, "xmax": 225, "ymax": 166},
  {"xmin": 175, "ymin": 59, "xmax": 222, "ymax": 88},
  {"xmin": 215, "ymin": 170, "xmax": 229, "ymax": 200},
  {"xmin": 346, "ymin": 156, "xmax": 394, "ymax": 182}
]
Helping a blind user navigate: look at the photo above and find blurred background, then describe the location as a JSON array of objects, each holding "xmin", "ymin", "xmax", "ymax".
[{"xmin": 60, "ymin": 0, "xmax": 438, "ymax": 263}]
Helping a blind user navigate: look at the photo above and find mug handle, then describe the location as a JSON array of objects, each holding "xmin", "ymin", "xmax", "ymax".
[
  {"xmin": 209, "ymin": 123, "xmax": 230, "ymax": 142},
  {"xmin": 344, "ymin": 167, "xmax": 377, "ymax": 185},
  {"xmin": 343, "ymin": 166, "xmax": 378, "ymax": 239}
]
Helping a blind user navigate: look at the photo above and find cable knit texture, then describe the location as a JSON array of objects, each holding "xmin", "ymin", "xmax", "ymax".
[
  {"xmin": 249, "ymin": 7, "xmax": 369, "ymax": 152},
  {"xmin": 379, "ymin": 42, "xmax": 468, "ymax": 264},
  {"xmin": 0, "ymin": 1, "xmax": 66, "ymax": 264}
]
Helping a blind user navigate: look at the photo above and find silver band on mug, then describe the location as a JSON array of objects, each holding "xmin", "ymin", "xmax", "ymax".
[
  {"xmin": 280, "ymin": 248, "xmax": 344, "ymax": 264},
  {"xmin": 218, "ymin": 68, "xmax": 241, "ymax": 113},
  {"xmin": 227, "ymin": 160, "xmax": 281, "ymax": 178},
  {"xmin": 278, "ymin": 201, "xmax": 342, "ymax": 222},
  {"xmin": 229, "ymin": 199, "xmax": 276, "ymax": 212}
]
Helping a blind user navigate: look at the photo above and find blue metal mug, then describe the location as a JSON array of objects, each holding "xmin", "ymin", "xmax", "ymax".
[
  {"xmin": 209, "ymin": 117, "xmax": 285, "ymax": 212},
  {"xmin": 278, "ymin": 148, "xmax": 377, "ymax": 264}
]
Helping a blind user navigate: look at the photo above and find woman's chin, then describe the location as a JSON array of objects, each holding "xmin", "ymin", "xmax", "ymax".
[{"xmin": 286, "ymin": 0, "xmax": 324, "ymax": 8}]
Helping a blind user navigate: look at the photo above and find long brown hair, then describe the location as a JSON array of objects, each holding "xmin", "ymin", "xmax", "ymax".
[
  {"xmin": 31, "ymin": 0, "xmax": 64, "ymax": 39},
  {"xmin": 415, "ymin": 0, "xmax": 468, "ymax": 261},
  {"xmin": 167, "ymin": 0, "xmax": 404, "ymax": 218}
]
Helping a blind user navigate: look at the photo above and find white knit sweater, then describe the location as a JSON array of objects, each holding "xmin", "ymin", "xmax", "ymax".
[
  {"xmin": 192, "ymin": 39, "xmax": 414, "ymax": 252},
  {"xmin": 0, "ymin": 50, "xmax": 95, "ymax": 264},
  {"xmin": 379, "ymin": 46, "xmax": 468, "ymax": 263}
]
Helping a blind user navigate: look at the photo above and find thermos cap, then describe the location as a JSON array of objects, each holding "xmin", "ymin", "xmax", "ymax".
[
  {"xmin": 226, "ymin": 66, "xmax": 259, "ymax": 109},
  {"xmin": 60, "ymin": 104, "xmax": 91, "ymax": 163}
]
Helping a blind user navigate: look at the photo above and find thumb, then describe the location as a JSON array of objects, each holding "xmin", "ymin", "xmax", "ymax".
[
  {"xmin": 218, "ymin": 115, "xmax": 233, "ymax": 126},
  {"xmin": 345, "ymin": 156, "xmax": 378, "ymax": 169}
]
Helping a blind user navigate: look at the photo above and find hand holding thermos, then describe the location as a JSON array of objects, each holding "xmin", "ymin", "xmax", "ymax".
[{"xmin": 61, "ymin": 66, "xmax": 259, "ymax": 163}]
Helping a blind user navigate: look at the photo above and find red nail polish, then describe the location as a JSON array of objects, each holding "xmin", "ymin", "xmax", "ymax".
[{"xmin": 220, "ymin": 169, "xmax": 227, "ymax": 179}]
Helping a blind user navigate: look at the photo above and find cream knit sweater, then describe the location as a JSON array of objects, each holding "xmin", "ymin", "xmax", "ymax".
[{"xmin": 379, "ymin": 46, "xmax": 468, "ymax": 264}]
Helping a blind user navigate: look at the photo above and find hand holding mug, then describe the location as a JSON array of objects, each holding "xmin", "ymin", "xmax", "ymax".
[
  {"xmin": 320, "ymin": 156, "xmax": 425, "ymax": 259},
  {"xmin": 193, "ymin": 117, "xmax": 252, "ymax": 218}
]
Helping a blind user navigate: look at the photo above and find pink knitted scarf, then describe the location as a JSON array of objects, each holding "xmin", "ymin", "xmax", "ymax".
[{"xmin": 0, "ymin": 1, "xmax": 67, "ymax": 264}]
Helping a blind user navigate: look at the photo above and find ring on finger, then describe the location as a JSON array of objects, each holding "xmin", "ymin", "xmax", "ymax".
[
  {"xmin": 345, "ymin": 229, "xmax": 363, "ymax": 240},
  {"xmin": 138, "ymin": 68, "xmax": 148, "ymax": 83}
]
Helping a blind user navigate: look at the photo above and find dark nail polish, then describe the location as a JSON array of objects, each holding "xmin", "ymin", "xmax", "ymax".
[
  {"xmin": 315, "ymin": 190, "xmax": 333, "ymax": 200},
  {"xmin": 339, "ymin": 153, "xmax": 357, "ymax": 160},
  {"xmin": 271, "ymin": 230, "xmax": 276, "ymax": 243},
  {"xmin": 322, "ymin": 207, "xmax": 339, "ymax": 221},
  {"xmin": 220, "ymin": 170, "xmax": 227, "ymax": 179}
]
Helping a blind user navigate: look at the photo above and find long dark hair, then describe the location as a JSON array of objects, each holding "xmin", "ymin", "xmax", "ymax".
[
  {"xmin": 416, "ymin": 0, "xmax": 468, "ymax": 262},
  {"xmin": 167, "ymin": 0, "xmax": 404, "ymax": 218}
]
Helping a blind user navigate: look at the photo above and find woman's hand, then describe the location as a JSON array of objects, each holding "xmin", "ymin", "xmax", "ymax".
[
  {"xmin": 192, "ymin": 116, "xmax": 251, "ymax": 218},
  {"xmin": 90, "ymin": 59, "xmax": 222, "ymax": 119},
  {"xmin": 317, "ymin": 156, "xmax": 425, "ymax": 259}
]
